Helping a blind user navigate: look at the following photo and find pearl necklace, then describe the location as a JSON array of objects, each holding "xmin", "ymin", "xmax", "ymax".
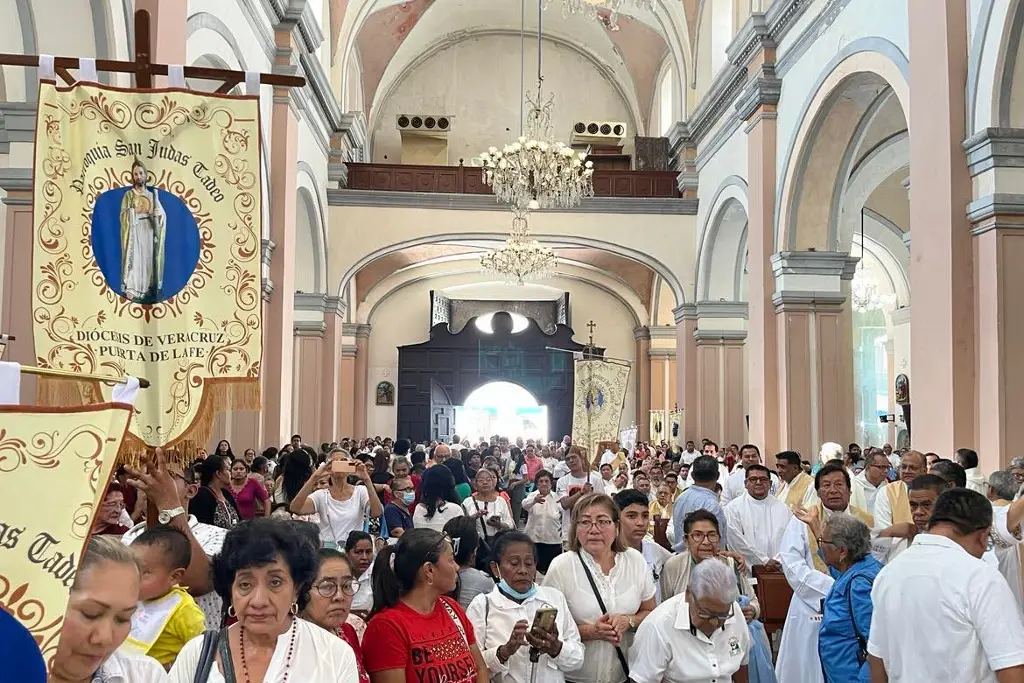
[{"xmin": 239, "ymin": 618, "xmax": 297, "ymax": 683}]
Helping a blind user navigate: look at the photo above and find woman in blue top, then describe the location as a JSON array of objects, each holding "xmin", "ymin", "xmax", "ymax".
[{"xmin": 817, "ymin": 512, "xmax": 883, "ymax": 683}]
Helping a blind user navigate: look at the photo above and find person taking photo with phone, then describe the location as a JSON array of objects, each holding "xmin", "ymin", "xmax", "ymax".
[
  {"xmin": 290, "ymin": 447, "xmax": 383, "ymax": 548},
  {"xmin": 466, "ymin": 531, "xmax": 584, "ymax": 683}
]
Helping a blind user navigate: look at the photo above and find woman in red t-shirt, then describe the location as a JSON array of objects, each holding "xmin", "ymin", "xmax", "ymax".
[
  {"xmin": 301, "ymin": 547, "xmax": 369, "ymax": 683},
  {"xmin": 363, "ymin": 529, "xmax": 489, "ymax": 683}
]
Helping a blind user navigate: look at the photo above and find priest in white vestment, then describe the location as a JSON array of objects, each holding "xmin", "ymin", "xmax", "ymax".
[
  {"xmin": 853, "ymin": 450, "xmax": 891, "ymax": 516},
  {"xmin": 720, "ymin": 445, "xmax": 781, "ymax": 505},
  {"xmin": 776, "ymin": 463, "xmax": 874, "ymax": 683},
  {"xmin": 724, "ymin": 464, "xmax": 791, "ymax": 569},
  {"xmin": 987, "ymin": 470, "xmax": 1024, "ymax": 610},
  {"xmin": 871, "ymin": 450, "xmax": 927, "ymax": 563}
]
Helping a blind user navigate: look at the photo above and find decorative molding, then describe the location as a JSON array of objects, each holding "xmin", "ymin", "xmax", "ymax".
[
  {"xmin": 888, "ymin": 306, "xmax": 912, "ymax": 326},
  {"xmin": 967, "ymin": 193, "xmax": 1024, "ymax": 235},
  {"xmin": 324, "ymin": 295, "xmax": 346, "ymax": 318},
  {"xmin": 648, "ymin": 347, "xmax": 677, "ymax": 359},
  {"xmin": 771, "ymin": 251, "xmax": 858, "ymax": 279},
  {"xmin": 673, "ymin": 303, "xmax": 698, "ymax": 324},
  {"xmin": 648, "ymin": 326, "xmax": 678, "ymax": 340},
  {"xmin": 326, "ymin": 189, "xmax": 697, "ymax": 215},
  {"xmin": 0, "ymin": 103, "xmax": 37, "ymax": 155},
  {"xmin": 775, "ymin": 0, "xmax": 854, "ymax": 77},
  {"xmin": 772, "ymin": 290, "xmax": 846, "ymax": 312},
  {"xmin": 261, "ymin": 278, "xmax": 274, "ymax": 302},
  {"xmin": 0, "ymin": 168, "xmax": 32, "ymax": 205},
  {"xmin": 735, "ymin": 65, "xmax": 783, "ymax": 122},
  {"xmin": 633, "ymin": 326, "xmax": 651, "ymax": 341},
  {"xmin": 963, "ymin": 128, "xmax": 1024, "ymax": 176},
  {"xmin": 343, "ymin": 323, "xmax": 372, "ymax": 338},
  {"xmin": 294, "ymin": 292, "xmax": 329, "ymax": 311},
  {"xmin": 294, "ymin": 319, "xmax": 326, "ymax": 336},
  {"xmin": 694, "ymin": 301, "xmax": 749, "ymax": 319},
  {"xmin": 693, "ymin": 329, "xmax": 747, "ymax": 344},
  {"xmin": 341, "ymin": 344, "xmax": 358, "ymax": 357}
]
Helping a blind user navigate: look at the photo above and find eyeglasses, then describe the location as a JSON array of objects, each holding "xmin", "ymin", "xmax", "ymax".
[
  {"xmin": 314, "ymin": 579, "xmax": 360, "ymax": 598},
  {"xmin": 687, "ymin": 531, "xmax": 720, "ymax": 545},
  {"xmin": 816, "ymin": 538, "xmax": 836, "ymax": 547},
  {"xmin": 577, "ymin": 519, "xmax": 615, "ymax": 531},
  {"xmin": 746, "ymin": 477, "xmax": 770, "ymax": 485},
  {"xmin": 693, "ymin": 598, "xmax": 733, "ymax": 623}
]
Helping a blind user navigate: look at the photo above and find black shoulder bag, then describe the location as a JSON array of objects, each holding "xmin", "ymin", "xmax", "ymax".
[
  {"xmin": 575, "ymin": 550, "xmax": 630, "ymax": 678},
  {"xmin": 471, "ymin": 497, "xmax": 494, "ymax": 572},
  {"xmin": 191, "ymin": 630, "xmax": 220, "ymax": 683}
]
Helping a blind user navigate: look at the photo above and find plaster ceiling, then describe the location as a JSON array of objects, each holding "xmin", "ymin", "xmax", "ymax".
[
  {"xmin": 353, "ymin": 0, "xmax": 672, "ymax": 129},
  {"xmin": 865, "ymin": 171, "xmax": 910, "ymax": 232},
  {"xmin": 355, "ymin": 243, "xmax": 657, "ymax": 309}
]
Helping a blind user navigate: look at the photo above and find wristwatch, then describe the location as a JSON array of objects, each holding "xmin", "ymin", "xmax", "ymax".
[{"xmin": 158, "ymin": 506, "xmax": 186, "ymax": 524}]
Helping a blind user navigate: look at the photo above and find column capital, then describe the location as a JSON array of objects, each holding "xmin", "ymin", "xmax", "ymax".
[
  {"xmin": 694, "ymin": 330, "xmax": 747, "ymax": 346},
  {"xmin": 963, "ymin": 127, "xmax": 1024, "ymax": 177},
  {"xmin": 694, "ymin": 301, "xmax": 749, "ymax": 320},
  {"xmin": 294, "ymin": 320, "xmax": 325, "ymax": 337},
  {"xmin": 343, "ymin": 323, "xmax": 372, "ymax": 338},
  {"xmin": 772, "ymin": 291, "xmax": 846, "ymax": 313},
  {"xmin": 648, "ymin": 326, "xmax": 678, "ymax": 340},
  {"xmin": 649, "ymin": 347, "xmax": 677, "ymax": 359},
  {"xmin": 262, "ymin": 279, "xmax": 274, "ymax": 302},
  {"xmin": 771, "ymin": 250, "xmax": 858, "ymax": 292},
  {"xmin": 261, "ymin": 239, "xmax": 276, "ymax": 266},
  {"xmin": 673, "ymin": 303, "xmax": 698, "ymax": 324},
  {"xmin": 0, "ymin": 168, "xmax": 32, "ymax": 205},
  {"xmin": 888, "ymin": 306, "xmax": 912, "ymax": 326},
  {"xmin": 341, "ymin": 344, "xmax": 358, "ymax": 358},
  {"xmin": 633, "ymin": 325, "xmax": 651, "ymax": 341},
  {"xmin": 735, "ymin": 64, "xmax": 782, "ymax": 123},
  {"xmin": 967, "ymin": 193, "xmax": 1024, "ymax": 235},
  {"xmin": 294, "ymin": 292, "xmax": 328, "ymax": 312}
]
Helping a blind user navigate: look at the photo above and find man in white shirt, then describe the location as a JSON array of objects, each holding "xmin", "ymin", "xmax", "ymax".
[
  {"xmin": 554, "ymin": 446, "xmax": 603, "ymax": 545},
  {"xmin": 958, "ymin": 447, "xmax": 988, "ymax": 495},
  {"xmin": 853, "ymin": 449, "xmax": 891, "ymax": 516},
  {"xmin": 872, "ymin": 450, "xmax": 927, "ymax": 561},
  {"xmin": 615, "ymin": 488, "xmax": 672, "ymax": 604},
  {"xmin": 987, "ymin": 470, "xmax": 1024, "ymax": 611},
  {"xmin": 724, "ymin": 464, "xmax": 792, "ymax": 570},
  {"xmin": 681, "ymin": 440, "xmax": 699, "ymax": 465},
  {"xmin": 721, "ymin": 444, "xmax": 780, "ymax": 505},
  {"xmin": 868, "ymin": 488, "xmax": 1024, "ymax": 682},
  {"xmin": 685, "ymin": 442, "xmax": 729, "ymax": 487}
]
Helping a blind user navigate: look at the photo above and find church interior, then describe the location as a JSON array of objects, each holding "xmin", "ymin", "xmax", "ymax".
[{"xmin": 1, "ymin": 0, "xmax": 1019, "ymax": 471}]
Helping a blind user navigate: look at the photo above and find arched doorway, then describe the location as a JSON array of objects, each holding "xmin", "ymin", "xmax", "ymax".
[{"xmin": 456, "ymin": 381, "xmax": 548, "ymax": 442}]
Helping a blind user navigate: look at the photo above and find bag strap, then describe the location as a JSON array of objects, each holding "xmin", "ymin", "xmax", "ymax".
[
  {"xmin": 440, "ymin": 597, "xmax": 470, "ymax": 648},
  {"xmin": 472, "ymin": 496, "xmax": 490, "ymax": 540},
  {"xmin": 191, "ymin": 630, "xmax": 219, "ymax": 683},
  {"xmin": 217, "ymin": 628, "xmax": 238, "ymax": 683},
  {"xmin": 846, "ymin": 575, "xmax": 869, "ymax": 659},
  {"xmin": 575, "ymin": 551, "xmax": 630, "ymax": 678}
]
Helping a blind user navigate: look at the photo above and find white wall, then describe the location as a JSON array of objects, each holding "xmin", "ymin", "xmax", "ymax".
[
  {"xmin": 366, "ymin": 273, "xmax": 638, "ymax": 439},
  {"xmin": 371, "ymin": 34, "xmax": 635, "ymax": 164}
]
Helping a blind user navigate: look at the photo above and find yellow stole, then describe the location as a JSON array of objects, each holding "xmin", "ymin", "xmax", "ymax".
[
  {"xmin": 782, "ymin": 472, "xmax": 813, "ymax": 510},
  {"xmin": 886, "ymin": 481, "xmax": 912, "ymax": 525},
  {"xmin": 806, "ymin": 504, "xmax": 875, "ymax": 575}
]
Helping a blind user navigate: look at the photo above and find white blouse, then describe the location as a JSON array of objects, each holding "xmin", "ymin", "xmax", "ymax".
[
  {"xmin": 95, "ymin": 650, "xmax": 168, "ymax": 682},
  {"xmin": 523, "ymin": 490, "xmax": 565, "ymax": 545},
  {"xmin": 168, "ymin": 618, "xmax": 359, "ymax": 683},
  {"xmin": 413, "ymin": 500, "xmax": 465, "ymax": 532},
  {"xmin": 462, "ymin": 495, "xmax": 515, "ymax": 537},
  {"xmin": 542, "ymin": 547, "xmax": 656, "ymax": 683}
]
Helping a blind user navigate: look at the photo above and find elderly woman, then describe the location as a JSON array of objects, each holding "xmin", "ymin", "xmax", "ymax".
[
  {"xmin": 630, "ymin": 558, "xmax": 751, "ymax": 683},
  {"xmin": 169, "ymin": 519, "xmax": 358, "ymax": 682},
  {"xmin": 543, "ymin": 493, "xmax": 656, "ymax": 683},
  {"xmin": 817, "ymin": 513, "xmax": 882, "ymax": 683},
  {"xmin": 301, "ymin": 548, "xmax": 369, "ymax": 683},
  {"xmin": 49, "ymin": 536, "xmax": 168, "ymax": 683},
  {"xmin": 93, "ymin": 483, "xmax": 132, "ymax": 536},
  {"xmin": 522, "ymin": 469, "xmax": 565, "ymax": 572},
  {"xmin": 467, "ymin": 531, "xmax": 584, "ymax": 683},
  {"xmin": 464, "ymin": 467, "xmax": 515, "ymax": 553},
  {"xmin": 363, "ymin": 528, "xmax": 489, "ymax": 682}
]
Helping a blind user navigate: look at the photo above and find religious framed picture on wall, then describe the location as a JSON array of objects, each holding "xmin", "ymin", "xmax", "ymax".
[{"xmin": 376, "ymin": 381, "xmax": 395, "ymax": 406}]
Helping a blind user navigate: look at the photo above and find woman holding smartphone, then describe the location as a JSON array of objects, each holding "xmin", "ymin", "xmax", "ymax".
[
  {"xmin": 290, "ymin": 447, "xmax": 383, "ymax": 548},
  {"xmin": 466, "ymin": 531, "xmax": 584, "ymax": 683}
]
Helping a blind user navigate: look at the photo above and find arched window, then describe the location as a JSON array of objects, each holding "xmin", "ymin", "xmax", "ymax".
[{"xmin": 659, "ymin": 67, "xmax": 674, "ymax": 136}]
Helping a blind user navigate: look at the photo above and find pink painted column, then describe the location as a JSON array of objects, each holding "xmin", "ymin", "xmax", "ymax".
[
  {"xmin": 634, "ymin": 327, "xmax": 652, "ymax": 439},
  {"xmin": 321, "ymin": 297, "xmax": 345, "ymax": 440},
  {"xmin": 293, "ymin": 323, "xmax": 324, "ymax": 442},
  {"xmin": 907, "ymin": 0, "xmax": 975, "ymax": 453},
  {"xmin": 352, "ymin": 325, "xmax": 370, "ymax": 437},
  {"xmin": 694, "ymin": 331, "xmax": 746, "ymax": 448},
  {"xmin": 261, "ymin": 73, "xmax": 299, "ymax": 446},
  {"xmin": 0, "ymin": 180, "xmax": 35, "ymax": 402},
  {"xmin": 675, "ymin": 305, "xmax": 698, "ymax": 443},
  {"xmin": 339, "ymin": 343, "xmax": 356, "ymax": 437}
]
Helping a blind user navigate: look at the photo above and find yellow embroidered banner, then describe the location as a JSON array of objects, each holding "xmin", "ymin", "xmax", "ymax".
[
  {"xmin": 0, "ymin": 402, "xmax": 133, "ymax": 670},
  {"xmin": 31, "ymin": 82, "xmax": 263, "ymax": 451},
  {"xmin": 571, "ymin": 359, "xmax": 630, "ymax": 461}
]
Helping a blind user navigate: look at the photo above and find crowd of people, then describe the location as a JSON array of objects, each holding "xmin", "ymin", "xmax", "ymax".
[{"xmin": 17, "ymin": 432, "xmax": 1024, "ymax": 683}]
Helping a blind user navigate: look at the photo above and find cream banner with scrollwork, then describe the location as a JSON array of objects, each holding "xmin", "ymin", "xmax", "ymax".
[
  {"xmin": 571, "ymin": 359, "xmax": 630, "ymax": 460},
  {"xmin": 31, "ymin": 81, "xmax": 262, "ymax": 453},
  {"xmin": 0, "ymin": 402, "xmax": 133, "ymax": 671}
]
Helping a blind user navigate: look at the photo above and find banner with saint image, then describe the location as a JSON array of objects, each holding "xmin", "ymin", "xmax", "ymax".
[
  {"xmin": 0, "ymin": 402, "xmax": 133, "ymax": 670},
  {"xmin": 31, "ymin": 81, "xmax": 262, "ymax": 453},
  {"xmin": 571, "ymin": 358, "xmax": 630, "ymax": 461}
]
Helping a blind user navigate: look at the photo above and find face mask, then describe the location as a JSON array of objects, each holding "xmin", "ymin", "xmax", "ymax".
[
  {"xmin": 497, "ymin": 570, "xmax": 537, "ymax": 601},
  {"xmin": 400, "ymin": 491, "xmax": 416, "ymax": 506}
]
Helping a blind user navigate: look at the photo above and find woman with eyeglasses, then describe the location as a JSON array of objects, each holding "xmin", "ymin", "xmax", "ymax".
[
  {"xmin": 363, "ymin": 528, "xmax": 488, "ymax": 683},
  {"xmin": 629, "ymin": 558, "xmax": 751, "ymax": 683},
  {"xmin": 542, "ymin": 493, "xmax": 656, "ymax": 683},
  {"xmin": 301, "ymin": 548, "xmax": 369, "ymax": 683}
]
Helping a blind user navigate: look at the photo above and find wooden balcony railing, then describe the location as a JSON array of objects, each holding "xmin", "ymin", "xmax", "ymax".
[{"xmin": 345, "ymin": 162, "xmax": 681, "ymax": 198}]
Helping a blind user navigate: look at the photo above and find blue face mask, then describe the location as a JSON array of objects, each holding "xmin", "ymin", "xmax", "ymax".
[
  {"xmin": 498, "ymin": 573, "xmax": 537, "ymax": 601},
  {"xmin": 400, "ymin": 491, "xmax": 416, "ymax": 506}
]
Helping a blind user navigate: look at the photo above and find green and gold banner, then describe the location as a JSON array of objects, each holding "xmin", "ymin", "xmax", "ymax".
[{"xmin": 31, "ymin": 81, "xmax": 263, "ymax": 453}]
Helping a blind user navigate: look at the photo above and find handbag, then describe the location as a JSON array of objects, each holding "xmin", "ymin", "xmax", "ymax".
[
  {"xmin": 471, "ymin": 497, "xmax": 495, "ymax": 571},
  {"xmin": 217, "ymin": 628, "xmax": 238, "ymax": 683},
  {"xmin": 191, "ymin": 630, "xmax": 220, "ymax": 683},
  {"xmin": 575, "ymin": 551, "xmax": 630, "ymax": 679}
]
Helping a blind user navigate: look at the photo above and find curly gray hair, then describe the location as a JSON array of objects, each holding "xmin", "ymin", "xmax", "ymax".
[
  {"xmin": 689, "ymin": 557, "xmax": 740, "ymax": 604},
  {"xmin": 824, "ymin": 513, "xmax": 871, "ymax": 564},
  {"xmin": 989, "ymin": 470, "xmax": 1019, "ymax": 502}
]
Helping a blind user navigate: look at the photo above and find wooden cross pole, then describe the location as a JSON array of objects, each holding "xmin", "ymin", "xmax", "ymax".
[{"xmin": 0, "ymin": 9, "xmax": 306, "ymax": 92}]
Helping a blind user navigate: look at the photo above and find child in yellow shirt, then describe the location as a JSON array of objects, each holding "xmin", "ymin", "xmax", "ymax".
[{"xmin": 122, "ymin": 526, "xmax": 206, "ymax": 668}]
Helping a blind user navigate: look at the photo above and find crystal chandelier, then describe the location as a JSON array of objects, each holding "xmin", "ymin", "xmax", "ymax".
[
  {"xmin": 479, "ymin": 0, "xmax": 594, "ymax": 213},
  {"xmin": 851, "ymin": 211, "xmax": 896, "ymax": 313},
  {"xmin": 480, "ymin": 215, "xmax": 558, "ymax": 285},
  {"xmin": 558, "ymin": 0, "xmax": 654, "ymax": 30}
]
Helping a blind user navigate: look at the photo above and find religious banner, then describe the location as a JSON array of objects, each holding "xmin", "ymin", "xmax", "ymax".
[
  {"xmin": 669, "ymin": 409, "xmax": 682, "ymax": 447},
  {"xmin": 649, "ymin": 409, "xmax": 664, "ymax": 444},
  {"xmin": 571, "ymin": 359, "xmax": 630, "ymax": 461},
  {"xmin": 0, "ymin": 402, "xmax": 133, "ymax": 670},
  {"xmin": 31, "ymin": 81, "xmax": 263, "ymax": 453}
]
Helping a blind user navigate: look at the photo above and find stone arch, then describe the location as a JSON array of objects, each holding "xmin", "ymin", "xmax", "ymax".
[
  {"xmin": 296, "ymin": 163, "xmax": 328, "ymax": 294},
  {"xmin": 694, "ymin": 176, "xmax": 748, "ymax": 302},
  {"xmin": 996, "ymin": 0, "xmax": 1024, "ymax": 127},
  {"xmin": 776, "ymin": 41, "xmax": 909, "ymax": 251},
  {"xmin": 337, "ymin": 233, "xmax": 686, "ymax": 310},
  {"xmin": 836, "ymin": 132, "xmax": 909, "ymax": 254}
]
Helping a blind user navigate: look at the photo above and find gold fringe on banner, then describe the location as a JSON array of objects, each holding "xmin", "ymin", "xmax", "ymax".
[{"xmin": 36, "ymin": 376, "xmax": 103, "ymax": 408}]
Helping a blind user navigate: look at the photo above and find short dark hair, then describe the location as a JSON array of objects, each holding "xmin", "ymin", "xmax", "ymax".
[
  {"xmin": 691, "ymin": 455, "xmax": 720, "ymax": 483},
  {"xmin": 777, "ymin": 451, "xmax": 802, "ymax": 467},
  {"xmin": 132, "ymin": 526, "xmax": 192, "ymax": 571},
  {"xmin": 534, "ymin": 469, "xmax": 553, "ymax": 485},
  {"xmin": 745, "ymin": 464, "xmax": 770, "ymax": 478},
  {"xmin": 633, "ymin": 470, "xmax": 650, "ymax": 482},
  {"xmin": 956, "ymin": 448, "xmax": 979, "ymax": 470},
  {"xmin": 442, "ymin": 516, "xmax": 479, "ymax": 566},
  {"xmin": 490, "ymin": 530, "xmax": 536, "ymax": 566},
  {"xmin": 345, "ymin": 530, "xmax": 373, "ymax": 552},
  {"xmin": 931, "ymin": 459, "xmax": 967, "ymax": 489},
  {"xmin": 291, "ymin": 434, "xmax": 302, "ymax": 441},
  {"xmin": 815, "ymin": 462, "xmax": 851, "ymax": 491},
  {"xmin": 213, "ymin": 519, "xmax": 318, "ymax": 611},
  {"xmin": 704, "ymin": 441, "xmax": 719, "ymax": 451},
  {"xmin": 393, "ymin": 439, "xmax": 411, "ymax": 456},
  {"xmin": 740, "ymin": 444, "xmax": 761, "ymax": 457},
  {"xmin": 928, "ymin": 488, "xmax": 993, "ymax": 535},
  {"xmin": 614, "ymin": 488, "xmax": 650, "ymax": 511},
  {"xmin": 908, "ymin": 474, "xmax": 948, "ymax": 495},
  {"xmin": 683, "ymin": 509, "xmax": 719, "ymax": 534}
]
